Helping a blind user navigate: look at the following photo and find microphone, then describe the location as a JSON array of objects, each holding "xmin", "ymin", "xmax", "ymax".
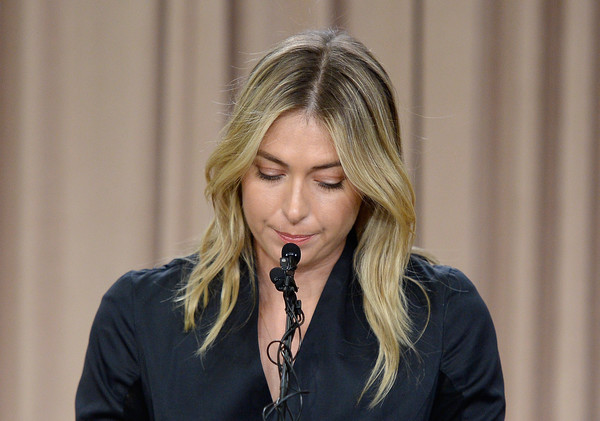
[
  {"xmin": 280, "ymin": 243, "xmax": 301, "ymax": 272},
  {"xmin": 262, "ymin": 243, "xmax": 307, "ymax": 420},
  {"xmin": 269, "ymin": 267, "xmax": 286, "ymax": 292}
]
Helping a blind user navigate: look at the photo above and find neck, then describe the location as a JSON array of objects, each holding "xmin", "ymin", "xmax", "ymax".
[{"xmin": 256, "ymin": 252, "xmax": 340, "ymax": 310}]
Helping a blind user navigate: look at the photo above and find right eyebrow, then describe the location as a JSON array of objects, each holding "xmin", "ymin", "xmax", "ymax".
[{"xmin": 256, "ymin": 150, "xmax": 288, "ymax": 168}]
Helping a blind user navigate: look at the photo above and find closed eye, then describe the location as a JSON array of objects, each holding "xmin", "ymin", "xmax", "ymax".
[
  {"xmin": 318, "ymin": 180, "xmax": 344, "ymax": 190},
  {"xmin": 256, "ymin": 169, "xmax": 283, "ymax": 182}
]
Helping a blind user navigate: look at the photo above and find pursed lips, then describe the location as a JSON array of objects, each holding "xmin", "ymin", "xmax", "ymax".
[{"xmin": 275, "ymin": 230, "xmax": 314, "ymax": 244}]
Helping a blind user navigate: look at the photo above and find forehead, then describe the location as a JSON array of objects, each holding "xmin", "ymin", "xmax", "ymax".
[{"xmin": 258, "ymin": 111, "xmax": 338, "ymax": 161}]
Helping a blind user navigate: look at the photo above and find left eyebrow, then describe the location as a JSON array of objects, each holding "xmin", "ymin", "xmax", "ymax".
[
  {"xmin": 312, "ymin": 161, "xmax": 342, "ymax": 171},
  {"xmin": 256, "ymin": 150, "xmax": 342, "ymax": 171}
]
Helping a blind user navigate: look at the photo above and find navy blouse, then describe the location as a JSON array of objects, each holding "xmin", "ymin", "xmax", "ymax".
[{"xmin": 76, "ymin": 239, "xmax": 505, "ymax": 420}]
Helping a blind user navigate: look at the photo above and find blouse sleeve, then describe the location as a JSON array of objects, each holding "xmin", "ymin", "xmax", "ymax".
[
  {"xmin": 429, "ymin": 268, "xmax": 505, "ymax": 420},
  {"xmin": 76, "ymin": 272, "xmax": 149, "ymax": 420}
]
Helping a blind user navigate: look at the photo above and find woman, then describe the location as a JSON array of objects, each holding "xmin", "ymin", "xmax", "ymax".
[{"xmin": 77, "ymin": 29, "xmax": 505, "ymax": 420}]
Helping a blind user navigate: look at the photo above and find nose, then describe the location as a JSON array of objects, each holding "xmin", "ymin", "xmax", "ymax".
[{"xmin": 282, "ymin": 179, "xmax": 310, "ymax": 224}]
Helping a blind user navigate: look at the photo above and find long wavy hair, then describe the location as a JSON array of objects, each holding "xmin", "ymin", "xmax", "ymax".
[{"xmin": 180, "ymin": 29, "xmax": 423, "ymax": 407}]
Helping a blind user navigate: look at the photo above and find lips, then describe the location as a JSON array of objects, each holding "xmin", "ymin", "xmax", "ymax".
[{"xmin": 275, "ymin": 230, "xmax": 313, "ymax": 245}]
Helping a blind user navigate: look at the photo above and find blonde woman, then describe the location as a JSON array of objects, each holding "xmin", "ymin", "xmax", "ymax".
[{"xmin": 77, "ymin": 29, "xmax": 505, "ymax": 420}]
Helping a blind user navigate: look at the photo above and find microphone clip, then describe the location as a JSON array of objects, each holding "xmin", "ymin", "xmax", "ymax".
[{"xmin": 280, "ymin": 256, "xmax": 297, "ymax": 273}]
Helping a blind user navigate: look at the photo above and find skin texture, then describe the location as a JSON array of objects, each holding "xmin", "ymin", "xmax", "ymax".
[
  {"xmin": 241, "ymin": 110, "xmax": 362, "ymax": 399},
  {"xmin": 241, "ymin": 111, "xmax": 362, "ymax": 283}
]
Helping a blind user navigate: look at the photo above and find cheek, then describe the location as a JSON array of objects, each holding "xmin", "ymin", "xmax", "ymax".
[
  {"xmin": 323, "ymin": 193, "xmax": 362, "ymax": 232},
  {"xmin": 241, "ymin": 179, "xmax": 258, "ymax": 223},
  {"xmin": 241, "ymin": 177, "xmax": 276, "ymax": 225},
  {"xmin": 240, "ymin": 176, "xmax": 254, "ymax": 220},
  {"xmin": 343, "ymin": 200, "xmax": 362, "ymax": 229}
]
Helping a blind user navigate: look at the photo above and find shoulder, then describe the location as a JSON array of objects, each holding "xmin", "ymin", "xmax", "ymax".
[
  {"xmin": 76, "ymin": 256, "xmax": 198, "ymax": 418},
  {"xmin": 407, "ymin": 253, "xmax": 475, "ymax": 291},
  {"xmin": 406, "ymin": 254, "xmax": 487, "ymax": 313},
  {"xmin": 91, "ymin": 255, "xmax": 197, "ymax": 348},
  {"xmin": 103, "ymin": 255, "xmax": 196, "ymax": 306},
  {"xmin": 407, "ymin": 254, "xmax": 505, "ymax": 419},
  {"xmin": 404, "ymin": 254, "xmax": 496, "ymax": 348},
  {"xmin": 406, "ymin": 254, "xmax": 498, "ymax": 348},
  {"xmin": 88, "ymin": 255, "xmax": 197, "ymax": 347}
]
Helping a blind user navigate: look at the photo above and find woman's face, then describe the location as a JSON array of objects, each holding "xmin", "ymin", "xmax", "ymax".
[{"xmin": 241, "ymin": 111, "xmax": 362, "ymax": 275}]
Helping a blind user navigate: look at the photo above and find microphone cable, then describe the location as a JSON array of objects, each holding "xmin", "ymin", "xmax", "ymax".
[{"xmin": 262, "ymin": 243, "xmax": 309, "ymax": 421}]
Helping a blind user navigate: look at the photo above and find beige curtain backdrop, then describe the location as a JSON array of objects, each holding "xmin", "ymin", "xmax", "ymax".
[{"xmin": 1, "ymin": 1, "xmax": 598, "ymax": 420}]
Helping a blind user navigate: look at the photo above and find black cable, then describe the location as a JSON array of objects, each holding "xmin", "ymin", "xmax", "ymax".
[{"xmin": 262, "ymin": 244, "xmax": 309, "ymax": 420}]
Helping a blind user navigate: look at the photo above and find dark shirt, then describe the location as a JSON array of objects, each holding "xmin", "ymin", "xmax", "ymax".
[{"xmin": 76, "ymin": 240, "xmax": 505, "ymax": 420}]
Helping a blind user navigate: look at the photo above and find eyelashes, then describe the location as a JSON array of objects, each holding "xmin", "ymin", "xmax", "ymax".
[
  {"xmin": 256, "ymin": 170, "xmax": 282, "ymax": 182},
  {"xmin": 256, "ymin": 169, "xmax": 345, "ymax": 191},
  {"xmin": 318, "ymin": 180, "xmax": 344, "ymax": 190}
]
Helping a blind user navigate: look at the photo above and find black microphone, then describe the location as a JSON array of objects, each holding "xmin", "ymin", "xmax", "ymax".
[
  {"xmin": 263, "ymin": 243, "xmax": 307, "ymax": 420},
  {"xmin": 269, "ymin": 267, "xmax": 286, "ymax": 292},
  {"xmin": 280, "ymin": 243, "xmax": 301, "ymax": 272}
]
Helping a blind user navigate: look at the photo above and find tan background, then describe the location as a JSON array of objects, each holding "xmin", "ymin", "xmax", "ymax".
[{"xmin": 1, "ymin": 1, "xmax": 598, "ymax": 420}]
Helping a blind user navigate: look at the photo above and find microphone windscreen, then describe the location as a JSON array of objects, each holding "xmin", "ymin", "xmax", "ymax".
[
  {"xmin": 270, "ymin": 267, "xmax": 286, "ymax": 291},
  {"xmin": 282, "ymin": 243, "xmax": 301, "ymax": 263}
]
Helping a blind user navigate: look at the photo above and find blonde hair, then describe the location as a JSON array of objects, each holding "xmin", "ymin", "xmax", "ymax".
[{"xmin": 180, "ymin": 29, "xmax": 424, "ymax": 407}]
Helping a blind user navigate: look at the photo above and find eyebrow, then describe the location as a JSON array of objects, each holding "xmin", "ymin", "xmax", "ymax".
[{"xmin": 256, "ymin": 150, "xmax": 342, "ymax": 171}]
